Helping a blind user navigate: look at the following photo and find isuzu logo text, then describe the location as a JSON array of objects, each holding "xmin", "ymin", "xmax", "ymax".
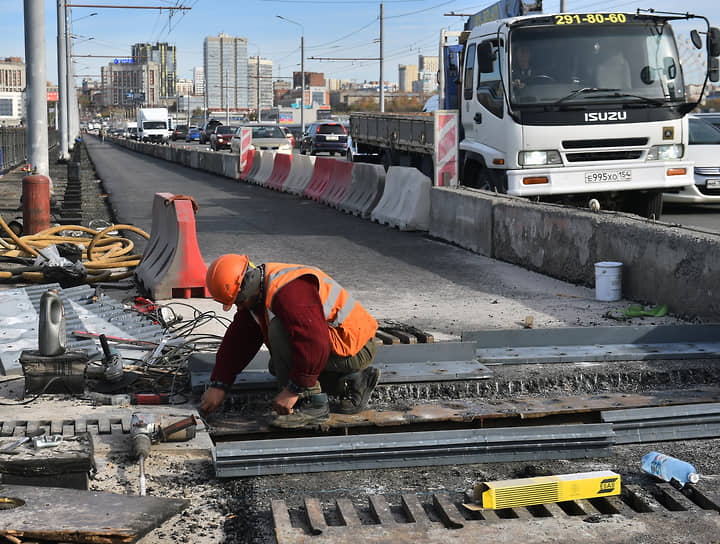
[{"xmin": 585, "ymin": 111, "xmax": 627, "ymax": 122}]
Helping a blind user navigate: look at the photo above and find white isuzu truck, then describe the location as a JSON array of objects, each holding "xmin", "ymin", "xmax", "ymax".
[
  {"xmin": 137, "ymin": 108, "xmax": 169, "ymax": 144},
  {"xmin": 350, "ymin": 1, "xmax": 720, "ymax": 218}
]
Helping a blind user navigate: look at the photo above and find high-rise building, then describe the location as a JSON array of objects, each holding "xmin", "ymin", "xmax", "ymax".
[
  {"xmin": 131, "ymin": 43, "xmax": 177, "ymax": 98},
  {"xmin": 398, "ymin": 64, "xmax": 418, "ymax": 92},
  {"xmin": 193, "ymin": 66, "xmax": 204, "ymax": 96},
  {"xmin": 203, "ymin": 33, "xmax": 248, "ymax": 110},
  {"xmin": 248, "ymin": 57, "xmax": 273, "ymax": 112},
  {"xmin": 0, "ymin": 57, "xmax": 25, "ymax": 93},
  {"xmin": 177, "ymin": 78, "xmax": 193, "ymax": 96},
  {"xmin": 101, "ymin": 61, "xmax": 160, "ymax": 107},
  {"xmin": 418, "ymin": 55, "xmax": 439, "ymax": 74},
  {"xmin": 293, "ymin": 72, "xmax": 324, "ymax": 89}
]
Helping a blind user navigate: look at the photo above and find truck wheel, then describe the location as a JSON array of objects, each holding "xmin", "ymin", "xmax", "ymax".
[{"xmin": 628, "ymin": 190, "xmax": 663, "ymax": 220}]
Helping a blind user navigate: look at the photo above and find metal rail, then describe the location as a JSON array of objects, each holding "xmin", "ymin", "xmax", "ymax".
[
  {"xmin": 601, "ymin": 402, "xmax": 720, "ymax": 444},
  {"xmin": 214, "ymin": 423, "xmax": 614, "ymax": 478}
]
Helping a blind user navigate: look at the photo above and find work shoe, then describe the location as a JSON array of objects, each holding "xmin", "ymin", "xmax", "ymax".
[
  {"xmin": 338, "ymin": 367, "xmax": 381, "ymax": 414},
  {"xmin": 270, "ymin": 393, "xmax": 330, "ymax": 429}
]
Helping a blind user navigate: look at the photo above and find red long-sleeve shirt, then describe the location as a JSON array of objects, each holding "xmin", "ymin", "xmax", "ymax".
[{"xmin": 210, "ymin": 275, "xmax": 331, "ymax": 389}]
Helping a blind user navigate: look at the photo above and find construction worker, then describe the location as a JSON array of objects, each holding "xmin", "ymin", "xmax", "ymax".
[{"xmin": 201, "ymin": 254, "xmax": 381, "ymax": 428}]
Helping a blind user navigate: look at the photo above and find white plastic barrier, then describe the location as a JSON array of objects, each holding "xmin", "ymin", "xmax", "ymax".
[
  {"xmin": 283, "ymin": 154, "xmax": 316, "ymax": 195},
  {"xmin": 221, "ymin": 153, "xmax": 239, "ymax": 180},
  {"xmin": 244, "ymin": 150, "xmax": 265, "ymax": 183},
  {"xmin": 339, "ymin": 163, "xmax": 386, "ymax": 218},
  {"xmin": 370, "ymin": 167, "xmax": 431, "ymax": 231},
  {"xmin": 251, "ymin": 151, "xmax": 275, "ymax": 186}
]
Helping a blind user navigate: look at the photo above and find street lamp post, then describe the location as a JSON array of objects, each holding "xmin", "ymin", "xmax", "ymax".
[{"xmin": 276, "ymin": 15, "xmax": 304, "ymax": 135}]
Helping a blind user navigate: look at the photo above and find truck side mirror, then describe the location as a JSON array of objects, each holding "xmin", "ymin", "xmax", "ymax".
[
  {"xmin": 710, "ymin": 57, "xmax": 720, "ymax": 82},
  {"xmin": 477, "ymin": 42, "xmax": 495, "ymax": 74},
  {"xmin": 709, "ymin": 27, "xmax": 720, "ymax": 57}
]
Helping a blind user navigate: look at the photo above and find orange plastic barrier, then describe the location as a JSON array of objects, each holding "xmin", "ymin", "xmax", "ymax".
[{"xmin": 135, "ymin": 192, "xmax": 210, "ymax": 300}]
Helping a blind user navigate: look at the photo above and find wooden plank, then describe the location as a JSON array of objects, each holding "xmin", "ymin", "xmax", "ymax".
[
  {"xmin": 50, "ymin": 420, "xmax": 64, "ymax": 435},
  {"xmin": 62, "ymin": 424, "xmax": 74, "ymax": 436},
  {"xmin": 74, "ymin": 419, "xmax": 87, "ymax": 434},
  {"xmin": 271, "ymin": 500, "xmax": 294, "ymax": 535},
  {"xmin": 380, "ymin": 327, "xmax": 417, "ymax": 344},
  {"xmin": 401, "ymin": 494, "xmax": 429, "ymax": 527},
  {"xmin": 604, "ymin": 496, "xmax": 636, "ymax": 518},
  {"xmin": 98, "ymin": 418, "xmax": 111, "ymax": 434},
  {"xmin": 375, "ymin": 330, "xmax": 400, "ymax": 345}
]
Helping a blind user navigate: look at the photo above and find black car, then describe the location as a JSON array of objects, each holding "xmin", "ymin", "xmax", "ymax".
[
  {"xmin": 199, "ymin": 119, "xmax": 222, "ymax": 144},
  {"xmin": 299, "ymin": 122, "xmax": 348, "ymax": 156},
  {"xmin": 171, "ymin": 124, "xmax": 189, "ymax": 141}
]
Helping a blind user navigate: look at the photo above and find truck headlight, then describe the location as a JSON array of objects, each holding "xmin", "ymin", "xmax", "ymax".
[
  {"xmin": 647, "ymin": 144, "xmax": 683, "ymax": 160},
  {"xmin": 518, "ymin": 150, "xmax": 562, "ymax": 166}
]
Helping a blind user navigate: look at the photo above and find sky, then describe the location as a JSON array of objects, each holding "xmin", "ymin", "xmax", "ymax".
[{"xmin": 1, "ymin": 0, "xmax": 719, "ymax": 88}]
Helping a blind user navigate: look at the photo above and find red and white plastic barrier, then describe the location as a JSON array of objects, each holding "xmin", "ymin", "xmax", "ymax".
[
  {"xmin": 304, "ymin": 157, "xmax": 335, "ymax": 201},
  {"xmin": 250, "ymin": 151, "xmax": 275, "ymax": 186},
  {"xmin": 265, "ymin": 152, "xmax": 293, "ymax": 191},
  {"xmin": 320, "ymin": 160, "xmax": 354, "ymax": 208},
  {"xmin": 239, "ymin": 149, "xmax": 255, "ymax": 181},
  {"xmin": 283, "ymin": 154, "xmax": 316, "ymax": 195},
  {"xmin": 135, "ymin": 192, "xmax": 210, "ymax": 299}
]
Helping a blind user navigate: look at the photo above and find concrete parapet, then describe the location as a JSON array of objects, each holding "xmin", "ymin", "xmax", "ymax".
[
  {"xmin": 221, "ymin": 154, "xmax": 239, "ymax": 180},
  {"xmin": 430, "ymin": 187, "xmax": 495, "ymax": 257}
]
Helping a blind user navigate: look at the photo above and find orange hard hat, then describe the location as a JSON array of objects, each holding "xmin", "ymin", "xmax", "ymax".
[{"xmin": 206, "ymin": 254, "xmax": 249, "ymax": 311}]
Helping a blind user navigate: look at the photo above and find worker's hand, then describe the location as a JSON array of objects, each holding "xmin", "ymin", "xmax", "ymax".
[
  {"xmin": 200, "ymin": 387, "xmax": 227, "ymax": 415},
  {"xmin": 273, "ymin": 387, "xmax": 299, "ymax": 415}
]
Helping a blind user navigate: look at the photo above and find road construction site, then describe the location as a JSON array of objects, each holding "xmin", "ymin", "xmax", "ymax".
[{"xmin": 0, "ymin": 136, "xmax": 719, "ymax": 543}]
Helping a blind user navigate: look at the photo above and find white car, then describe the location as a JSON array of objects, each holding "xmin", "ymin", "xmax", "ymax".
[{"xmin": 663, "ymin": 116, "xmax": 720, "ymax": 205}]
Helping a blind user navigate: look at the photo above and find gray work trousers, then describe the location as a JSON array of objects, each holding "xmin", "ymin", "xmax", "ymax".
[{"xmin": 267, "ymin": 317, "xmax": 378, "ymax": 396}]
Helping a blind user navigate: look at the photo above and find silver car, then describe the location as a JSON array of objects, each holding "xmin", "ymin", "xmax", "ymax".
[
  {"xmin": 664, "ymin": 116, "xmax": 720, "ymax": 205},
  {"xmin": 230, "ymin": 124, "xmax": 292, "ymax": 154}
]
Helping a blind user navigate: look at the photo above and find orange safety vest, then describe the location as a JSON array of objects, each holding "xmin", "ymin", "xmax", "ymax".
[{"xmin": 254, "ymin": 263, "xmax": 377, "ymax": 357}]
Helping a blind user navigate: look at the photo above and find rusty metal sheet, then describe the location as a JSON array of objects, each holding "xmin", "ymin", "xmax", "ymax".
[{"xmin": 0, "ymin": 484, "xmax": 188, "ymax": 543}]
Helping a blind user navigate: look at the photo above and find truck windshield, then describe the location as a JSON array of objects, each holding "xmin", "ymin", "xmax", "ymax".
[
  {"xmin": 143, "ymin": 121, "xmax": 166, "ymax": 129},
  {"xmin": 509, "ymin": 19, "xmax": 685, "ymax": 107}
]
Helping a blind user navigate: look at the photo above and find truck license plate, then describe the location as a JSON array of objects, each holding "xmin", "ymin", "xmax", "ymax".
[
  {"xmin": 706, "ymin": 179, "xmax": 720, "ymax": 188},
  {"xmin": 585, "ymin": 170, "xmax": 632, "ymax": 183}
]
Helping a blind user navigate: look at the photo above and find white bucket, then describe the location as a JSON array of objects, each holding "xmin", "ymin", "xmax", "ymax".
[{"xmin": 595, "ymin": 261, "xmax": 622, "ymax": 301}]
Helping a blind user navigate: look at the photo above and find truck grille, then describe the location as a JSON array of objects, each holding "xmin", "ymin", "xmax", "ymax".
[
  {"xmin": 565, "ymin": 150, "xmax": 643, "ymax": 162},
  {"xmin": 562, "ymin": 138, "xmax": 648, "ymax": 149}
]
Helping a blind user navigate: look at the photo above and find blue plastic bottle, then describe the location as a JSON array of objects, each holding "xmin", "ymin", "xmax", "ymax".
[{"xmin": 641, "ymin": 451, "xmax": 699, "ymax": 485}]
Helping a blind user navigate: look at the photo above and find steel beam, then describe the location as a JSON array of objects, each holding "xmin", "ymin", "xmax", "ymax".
[{"xmin": 214, "ymin": 423, "xmax": 614, "ymax": 477}]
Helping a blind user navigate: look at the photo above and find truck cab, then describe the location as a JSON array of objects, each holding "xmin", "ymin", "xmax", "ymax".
[{"xmin": 459, "ymin": 11, "xmax": 707, "ymax": 217}]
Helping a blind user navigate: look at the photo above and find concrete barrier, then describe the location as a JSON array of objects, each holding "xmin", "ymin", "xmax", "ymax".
[
  {"xmin": 371, "ymin": 167, "xmax": 431, "ymax": 231},
  {"xmin": 221, "ymin": 153, "xmax": 239, "ymax": 180},
  {"xmin": 429, "ymin": 187, "xmax": 720, "ymax": 320},
  {"xmin": 283, "ymin": 154, "xmax": 316, "ymax": 195},
  {"xmin": 321, "ymin": 160, "xmax": 354, "ymax": 208},
  {"xmin": 339, "ymin": 163, "xmax": 386, "ymax": 218},
  {"xmin": 135, "ymin": 192, "xmax": 210, "ymax": 300},
  {"xmin": 203, "ymin": 152, "xmax": 224, "ymax": 176},
  {"xmin": 251, "ymin": 151, "xmax": 275, "ymax": 186},
  {"xmin": 430, "ymin": 187, "xmax": 495, "ymax": 257},
  {"xmin": 304, "ymin": 157, "xmax": 335, "ymax": 201},
  {"xmin": 266, "ymin": 152, "xmax": 293, "ymax": 191}
]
